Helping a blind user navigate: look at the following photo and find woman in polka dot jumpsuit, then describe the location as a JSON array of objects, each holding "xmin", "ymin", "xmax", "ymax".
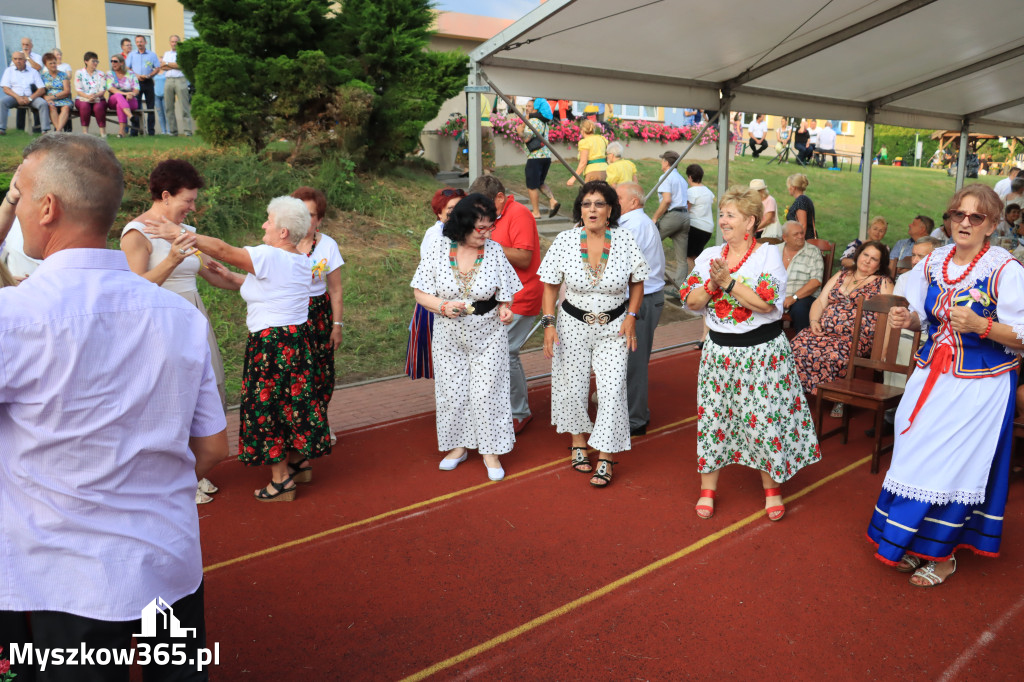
[
  {"xmin": 538, "ymin": 181, "xmax": 649, "ymax": 487},
  {"xmin": 412, "ymin": 194, "xmax": 523, "ymax": 481}
]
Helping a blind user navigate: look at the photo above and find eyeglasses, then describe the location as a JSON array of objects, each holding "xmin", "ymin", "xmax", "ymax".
[
  {"xmin": 580, "ymin": 201, "xmax": 608, "ymax": 209},
  {"xmin": 473, "ymin": 225, "xmax": 495, "ymax": 233},
  {"xmin": 110, "ymin": 59, "xmax": 121, "ymax": 63},
  {"xmin": 440, "ymin": 189, "xmax": 465, "ymax": 198},
  {"xmin": 950, "ymin": 210, "xmax": 988, "ymax": 227}
]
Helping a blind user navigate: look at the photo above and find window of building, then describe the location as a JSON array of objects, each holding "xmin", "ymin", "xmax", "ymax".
[
  {"xmin": 106, "ymin": 1, "xmax": 153, "ymax": 62},
  {"xmin": 611, "ymin": 104, "xmax": 659, "ymax": 120},
  {"xmin": 183, "ymin": 9, "xmax": 199, "ymax": 40},
  {"xmin": 0, "ymin": 0, "xmax": 58, "ymax": 64}
]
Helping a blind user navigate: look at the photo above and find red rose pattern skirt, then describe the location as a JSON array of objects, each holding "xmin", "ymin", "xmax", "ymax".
[
  {"xmin": 308, "ymin": 292, "xmax": 335, "ymax": 409},
  {"xmin": 696, "ymin": 334, "xmax": 821, "ymax": 483},
  {"xmin": 238, "ymin": 324, "xmax": 331, "ymax": 465}
]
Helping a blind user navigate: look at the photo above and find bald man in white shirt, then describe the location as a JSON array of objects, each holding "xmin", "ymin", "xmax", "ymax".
[{"xmin": 0, "ymin": 133, "xmax": 226, "ymax": 681}]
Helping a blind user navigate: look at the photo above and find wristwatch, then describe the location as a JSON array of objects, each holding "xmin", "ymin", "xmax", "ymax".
[{"xmin": 333, "ymin": 321, "xmax": 344, "ymax": 327}]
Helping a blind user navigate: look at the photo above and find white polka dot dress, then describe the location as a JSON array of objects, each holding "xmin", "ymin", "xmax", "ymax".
[
  {"xmin": 538, "ymin": 227, "xmax": 650, "ymax": 453},
  {"xmin": 411, "ymin": 238, "xmax": 523, "ymax": 455}
]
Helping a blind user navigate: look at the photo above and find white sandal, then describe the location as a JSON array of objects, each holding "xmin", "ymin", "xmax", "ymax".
[
  {"xmin": 830, "ymin": 402, "xmax": 845, "ymax": 418},
  {"xmin": 895, "ymin": 554, "xmax": 924, "ymax": 573},
  {"xmin": 910, "ymin": 556, "xmax": 956, "ymax": 587}
]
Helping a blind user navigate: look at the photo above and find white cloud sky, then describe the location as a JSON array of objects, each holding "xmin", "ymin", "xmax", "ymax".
[{"xmin": 434, "ymin": 0, "xmax": 540, "ymax": 21}]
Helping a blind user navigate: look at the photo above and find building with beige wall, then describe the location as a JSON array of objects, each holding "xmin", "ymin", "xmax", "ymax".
[{"xmin": 1, "ymin": 0, "xmax": 192, "ymax": 76}]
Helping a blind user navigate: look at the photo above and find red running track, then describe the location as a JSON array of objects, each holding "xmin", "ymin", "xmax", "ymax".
[{"xmin": 194, "ymin": 350, "xmax": 1024, "ymax": 680}]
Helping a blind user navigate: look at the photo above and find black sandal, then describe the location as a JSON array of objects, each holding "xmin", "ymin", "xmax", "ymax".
[
  {"xmin": 570, "ymin": 446, "xmax": 592, "ymax": 473},
  {"xmin": 254, "ymin": 476, "xmax": 296, "ymax": 502},
  {"xmin": 590, "ymin": 459, "xmax": 617, "ymax": 488},
  {"xmin": 288, "ymin": 457, "xmax": 313, "ymax": 484}
]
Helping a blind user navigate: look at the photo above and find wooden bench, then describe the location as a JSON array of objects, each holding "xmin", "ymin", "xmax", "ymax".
[
  {"xmin": 104, "ymin": 107, "xmax": 158, "ymax": 136},
  {"xmin": 811, "ymin": 149, "xmax": 860, "ymax": 171}
]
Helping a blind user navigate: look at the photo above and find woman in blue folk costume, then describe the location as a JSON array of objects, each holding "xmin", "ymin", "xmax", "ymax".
[{"xmin": 868, "ymin": 184, "xmax": 1024, "ymax": 587}]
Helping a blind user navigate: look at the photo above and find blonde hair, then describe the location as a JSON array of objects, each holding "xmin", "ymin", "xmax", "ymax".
[
  {"xmin": 786, "ymin": 173, "xmax": 809, "ymax": 191},
  {"xmin": 870, "ymin": 216, "xmax": 888, "ymax": 229},
  {"xmin": 719, "ymin": 185, "xmax": 763, "ymax": 225},
  {"xmin": 579, "ymin": 119, "xmax": 598, "ymax": 136}
]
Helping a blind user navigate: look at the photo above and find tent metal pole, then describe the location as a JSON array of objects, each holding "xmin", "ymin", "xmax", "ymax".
[
  {"xmin": 467, "ymin": 63, "xmax": 483, "ymax": 183},
  {"xmin": 955, "ymin": 122, "xmax": 969, "ymax": 190},
  {"xmin": 479, "ymin": 73, "xmax": 583, "ymax": 184},
  {"xmin": 716, "ymin": 94, "xmax": 733, "ymax": 246},
  {"xmin": 643, "ymin": 113, "xmax": 721, "ymax": 204},
  {"xmin": 859, "ymin": 113, "xmax": 875, "ymax": 241}
]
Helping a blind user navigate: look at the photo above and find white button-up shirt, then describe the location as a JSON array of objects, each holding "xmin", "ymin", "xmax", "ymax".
[
  {"xmin": 0, "ymin": 248, "xmax": 226, "ymax": 621},
  {"xmin": 619, "ymin": 208, "xmax": 665, "ymax": 295},
  {"xmin": 1, "ymin": 63, "xmax": 44, "ymax": 97}
]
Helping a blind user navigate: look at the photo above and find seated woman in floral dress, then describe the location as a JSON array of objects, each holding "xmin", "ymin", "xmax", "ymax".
[{"xmin": 790, "ymin": 241, "xmax": 894, "ymax": 416}]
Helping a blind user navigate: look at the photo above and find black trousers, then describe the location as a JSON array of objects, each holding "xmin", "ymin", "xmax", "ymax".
[
  {"xmin": 0, "ymin": 582, "xmax": 208, "ymax": 682},
  {"xmin": 748, "ymin": 138, "xmax": 768, "ymax": 157},
  {"xmin": 787, "ymin": 296, "xmax": 814, "ymax": 331},
  {"xmin": 796, "ymin": 143, "xmax": 815, "ymax": 163},
  {"xmin": 137, "ymin": 78, "xmax": 156, "ymax": 135}
]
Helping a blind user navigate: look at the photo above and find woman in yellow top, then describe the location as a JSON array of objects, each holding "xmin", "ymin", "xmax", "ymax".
[
  {"xmin": 567, "ymin": 119, "xmax": 608, "ymax": 186},
  {"xmin": 604, "ymin": 142, "xmax": 638, "ymax": 186}
]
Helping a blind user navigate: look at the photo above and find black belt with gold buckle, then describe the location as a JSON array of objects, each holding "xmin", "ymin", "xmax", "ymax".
[{"xmin": 561, "ymin": 299, "xmax": 626, "ymax": 325}]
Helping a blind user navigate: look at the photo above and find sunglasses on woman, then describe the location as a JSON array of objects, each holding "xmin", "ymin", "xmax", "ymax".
[
  {"xmin": 441, "ymin": 189, "xmax": 465, "ymax": 198},
  {"xmin": 950, "ymin": 210, "xmax": 988, "ymax": 227}
]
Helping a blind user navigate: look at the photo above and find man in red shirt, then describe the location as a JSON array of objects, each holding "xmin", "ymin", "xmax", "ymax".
[{"xmin": 468, "ymin": 176, "xmax": 542, "ymax": 434}]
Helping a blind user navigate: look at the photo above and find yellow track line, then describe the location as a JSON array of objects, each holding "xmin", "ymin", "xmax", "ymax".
[
  {"xmin": 203, "ymin": 415, "xmax": 699, "ymax": 574},
  {"xmin": 400, "ymin": 454, "xmax": 872, "ymax": 682}
]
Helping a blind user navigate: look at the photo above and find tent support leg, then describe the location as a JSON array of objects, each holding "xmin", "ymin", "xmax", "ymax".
[
  {"xmin": 859, "ymin": 114, "xmax": 874, "ymax": 241},
  {"xmin": 955, "ymin": 121, "xmax": 969, "ymax": 190}
]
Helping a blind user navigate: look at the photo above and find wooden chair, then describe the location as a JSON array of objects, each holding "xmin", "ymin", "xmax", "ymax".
[
  {"xmin": 893, "ymin": 256, "xmax": 913, "ymax": 278},
  {"xmin": 807, "ymin": 238, "xmax": 834, "ymax": 280},
  {"xmin": 815, "ymin": 294, "xmax": 920, "ymax": 473},
  {"xmin": 757, "ymin": 237, "xmax": 782, "ymax": 245}
]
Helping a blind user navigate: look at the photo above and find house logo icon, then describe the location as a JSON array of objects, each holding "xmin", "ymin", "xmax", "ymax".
[{"xmin": 133, "ymin": 598, "xmax": 197, "ymax": 638}]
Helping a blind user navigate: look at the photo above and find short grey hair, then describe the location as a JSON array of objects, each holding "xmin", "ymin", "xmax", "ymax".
[
  {"xmin": 617, "ymin": 181, "xmax": 644, "ymax": 204},
  {"xmin": 914, "ymin": 236, "xmax": 944, "ymax": 249},
  {"xmin": 606, "ymin": 141, "xmax": 625, "ymax": 158},
  {"xmin": 23, "ymin": 133, "xmax": 123, "ymax": 234},
  {"xmin": 782, "ymin": 220, "xmax": 804, "ymax": 235},
  {"xmin": 267, "ymin": 196, "xmax": 311, "ymax": 246}
]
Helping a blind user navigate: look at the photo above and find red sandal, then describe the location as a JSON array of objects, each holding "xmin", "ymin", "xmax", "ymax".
[
  {"xmin": 764, "ymin": 487, "xmax": 785, "ymax": 521},
  {"xmin": 695, "ymin": 489, "xmax": 716, "ymax": 519}
]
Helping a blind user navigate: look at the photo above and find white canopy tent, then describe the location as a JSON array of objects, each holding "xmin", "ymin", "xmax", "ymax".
[{"xmin": 463, "ymin": 0, "xmax": 1024, "ymax": 238}]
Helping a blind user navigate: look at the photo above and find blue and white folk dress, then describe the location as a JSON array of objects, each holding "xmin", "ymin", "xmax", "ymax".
[{"xmin": 868, "ymin": 244, "xmax": 1024, "ymax": 564}]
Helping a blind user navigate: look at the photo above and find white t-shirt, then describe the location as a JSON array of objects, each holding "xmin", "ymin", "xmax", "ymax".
[
  {"xmin": 656, "ymin": 169, "xmax": 688, "ymax": 211},
  {"xmin": 240, "ymin": 244, "xmax": 311, "ymax": 332},
  {"xmin": 308, "ymin": 233, "xmax": 344, "ymax": 297},
  {"xmin": 420, "ymin": 220, "xmax": 444, "ymax": 261},
  {"xmin": 994, "ymin": 176, "xmax": 1015, "ymax": 199},
  {"xmin": 807, "ymin": 126, "xmax": 820, "ymax": 146},
  {"xmin": 748, "ymin": 119, "xmax": 767, "ymax": 139},
  {"xmin": 818, "ymin": 126, "xmax": 837, "ymax": 151},
  {"xmin": 161, "ymin": 50, "xmax": 183, "ymax": 78},
  {"xmin": 687, "ymin": 184, "xmax": 715, "ymax": 233}
]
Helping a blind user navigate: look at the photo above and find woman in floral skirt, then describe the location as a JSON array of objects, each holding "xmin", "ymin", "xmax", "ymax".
[
  {"xmin": 681, "ymin": 186, "xmax": 821, "ymax": 520},
  {"xmin": 146, "ymin": 196, "xmax": 330, "ymax": 501},
  {"xmin": 293, "ymin": 187, "xmax": 345, "ymax": 452}
]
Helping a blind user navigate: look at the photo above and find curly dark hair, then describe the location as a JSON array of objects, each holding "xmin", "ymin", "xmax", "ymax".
[
  {"xmin": 571, "ymin": 181, "xmax": 621, "ymax": 227},
  {"xmin": 148, "ymin": 159, "xmax": 205, "ymax": 200},
  {"xmin": 441, "ymin": 193, "xmax": 497, "ymax": 244},
  {"xmin": 847, "ymin": 239, "xmax": 891, "ymax": 280}
]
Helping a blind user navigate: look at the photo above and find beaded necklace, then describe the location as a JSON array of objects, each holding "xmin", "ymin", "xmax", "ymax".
[
  {"xmin": 580, "ymin": 228, "xmax": 611, "ymax": 286},
  {"xmin": 942, "ymin": 242, "xmax": 989, "ymax": 286},
  {"xmin": 720, "ymin": 235, "xmax": 757, "ymax": 273},
  {"xmin": 449, "ymin": 240, "xmax": 484, "ymax": 298}
]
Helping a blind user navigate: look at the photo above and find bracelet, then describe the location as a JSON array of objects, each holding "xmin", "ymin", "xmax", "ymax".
[
  {"xmin": 703, "ymin": 279, "xmax": 715, "ymax": 296},
  {"xmin": 333, "ymin": 321, "xmax": 344, "ymax": 327},
  {"xmin": 725, "ymin": 279, "xmax": 736, "ymax": 295},
  {"xmin": 439, "ymin": 301, "xmax": 448, "ymax": 316},
  {"xmin": 626, "ymin": 311, "xmax": 638, "ymax": 318},
  {"xmin": 980, "ymin": 317, "xmax": 994, "ymax": 339},
  {"xmin": 541, "ymin": 314, "xmax": 556, "ymax": 328},
  {"xmin": 4, "ymin": 195, "xmax": 15, "ymax": 206}
]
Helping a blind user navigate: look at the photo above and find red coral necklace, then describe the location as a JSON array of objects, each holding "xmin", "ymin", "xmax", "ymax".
[
  {"xmin": 720, "ymin": 236, "xmax": 757, "ymax": 273},
  {"xmin": 942, "ymin": 242, "xmax": 989, "ymax": 286}
]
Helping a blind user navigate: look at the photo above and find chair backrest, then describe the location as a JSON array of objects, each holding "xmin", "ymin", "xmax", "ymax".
[
  {"xmin": 807, "ymin": 238, "xmax": 835, "ymax": 280},
  {"xmin": 894, "ymin": 256, "xmax": 913, "ymax": 278},
  {"xmin": 846, "ymin": 294, "xmax": 921, "ymax": 379},
  {"xmin": 757, "ymin": 237, "xmax": 783, "ymax": 245}
]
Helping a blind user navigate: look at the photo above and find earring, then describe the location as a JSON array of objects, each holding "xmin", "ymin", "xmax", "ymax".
[{"xmin": 743, "ymin": 232, "xmax": 750, "ymax": 241}]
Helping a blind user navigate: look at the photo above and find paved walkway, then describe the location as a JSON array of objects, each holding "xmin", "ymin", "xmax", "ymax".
[{"xmin": 223, "ymin": 316, "xmax": 705, "ymax": 445}]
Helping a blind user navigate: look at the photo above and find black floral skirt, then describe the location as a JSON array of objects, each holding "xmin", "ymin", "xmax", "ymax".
[
  {"xmin": 308, "ymin": 292, "xmax": 335, "ymax": 409},
  {"xmin": 238, "ymin": 324, "xmax": 331, "ymax": 466}
]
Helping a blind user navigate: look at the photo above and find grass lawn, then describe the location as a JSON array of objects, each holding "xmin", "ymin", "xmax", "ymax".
[{"xmin": 0, "ymin": 132, "xmax": 1003, "ymax": 404}]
